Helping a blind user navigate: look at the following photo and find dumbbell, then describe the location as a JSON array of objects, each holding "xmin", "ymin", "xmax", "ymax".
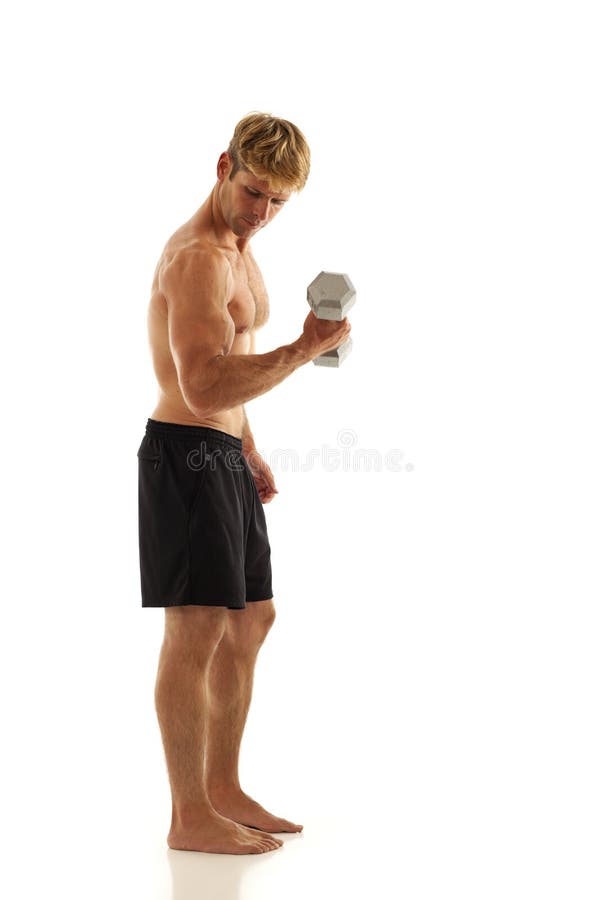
[{"xmin": 307, "ymin": 271, "xmax": 356, "ymax": 367}]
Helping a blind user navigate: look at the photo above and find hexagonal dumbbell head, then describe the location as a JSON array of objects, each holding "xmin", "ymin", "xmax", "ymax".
[
  {"xmin": 307, "ymin": 271, "xmax": 356, "ymax": 321},
  {"xmin": 307, "ymin": 271, "xmax": 356, "ymax": 367}
]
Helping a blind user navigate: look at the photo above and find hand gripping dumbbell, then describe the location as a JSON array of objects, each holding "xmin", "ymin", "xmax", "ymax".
[{"xmin": 307, "ymin": 271, "xmax": 356, "ymax": 367}]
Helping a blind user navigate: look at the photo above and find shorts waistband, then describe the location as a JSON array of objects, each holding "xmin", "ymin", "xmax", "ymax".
[{"xmin": 145, "ymin": 419, "xmax": 243, "ymax": 450}]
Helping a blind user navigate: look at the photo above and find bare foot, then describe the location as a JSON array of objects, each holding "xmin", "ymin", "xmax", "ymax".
[
  {"xmin": 210, "ymin": 789, "xmax": 303, "ymax": 834},
  {"xmin": 168, "ymin": 809, "xmax": 283, "ymax": 854}
]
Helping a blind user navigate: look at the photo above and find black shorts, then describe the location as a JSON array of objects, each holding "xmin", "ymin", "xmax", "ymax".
[{"xmin": 137, "ymin": 419, "xmax": 273, "ymax": 609}]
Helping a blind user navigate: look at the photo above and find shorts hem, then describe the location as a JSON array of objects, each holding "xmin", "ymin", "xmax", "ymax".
[{"xmin": 142, "ymin": 599, "xmax": 246, "ymax": 610}]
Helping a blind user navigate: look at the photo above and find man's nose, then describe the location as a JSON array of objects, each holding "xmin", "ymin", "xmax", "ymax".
[{"xmin": 252, "ymin": 198, "xmax": 270, "ymax": 222}]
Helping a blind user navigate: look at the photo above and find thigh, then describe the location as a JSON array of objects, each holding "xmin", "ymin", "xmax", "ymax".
[
  {"xmin": 164, "ymin": 604, "xmax": 228, "ymax": 654},
  {"xmin": 242, "ymin": 460, "xmax": 274, "ymax": 603},
  {"xmin": 188, "ymin": 448, "xmax": 248, "ymax": 608}
]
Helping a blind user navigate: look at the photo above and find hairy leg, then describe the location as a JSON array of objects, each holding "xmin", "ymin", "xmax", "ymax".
[
  {"xmin": 205, "ymin": 600, "xmax": 303, "ymax": 834},
  {"xmin": 154, "ymin": 605, "xmax": 283, "ymax": 854}
]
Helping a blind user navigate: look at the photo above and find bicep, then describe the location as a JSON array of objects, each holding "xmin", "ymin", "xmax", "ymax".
[{"xmin": 163, "ymin": 251, "xmax": 235, "ymax": 388}]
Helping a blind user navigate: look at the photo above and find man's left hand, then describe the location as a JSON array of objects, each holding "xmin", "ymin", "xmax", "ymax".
[{"xmin": 243, "ymin": 447, "xmax": 278, "ymax": 504}]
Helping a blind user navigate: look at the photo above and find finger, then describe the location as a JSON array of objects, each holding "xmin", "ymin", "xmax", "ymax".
[{"xmin": 260, "ymin": 464, "xmax": 276, "ymax": 490}]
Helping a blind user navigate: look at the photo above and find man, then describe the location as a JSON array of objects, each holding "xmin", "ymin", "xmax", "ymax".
[{"xmin": 137, "ymin": 113, "xmax": 351, "ymax": 855}]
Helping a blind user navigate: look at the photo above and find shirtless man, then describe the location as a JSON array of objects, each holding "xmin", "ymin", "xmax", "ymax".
[{"xmin": 137, "ymin": 113, "xmax": 351, "ymax": 855}]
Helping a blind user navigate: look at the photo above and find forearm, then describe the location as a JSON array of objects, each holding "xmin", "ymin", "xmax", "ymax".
[{"xmin": 180, "ymin": 341, "xmax": 310, "ymax": 418}]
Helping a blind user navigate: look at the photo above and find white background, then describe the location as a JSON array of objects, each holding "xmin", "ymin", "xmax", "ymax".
[{"xmin": 1, "ymin": 1, "xmax": 599, "ymax": 898}]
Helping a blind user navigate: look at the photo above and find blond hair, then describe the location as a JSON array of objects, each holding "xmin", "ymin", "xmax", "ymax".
[{"xmin": 227, "ymin": 112, "xmax": 311, "ymax": 193}]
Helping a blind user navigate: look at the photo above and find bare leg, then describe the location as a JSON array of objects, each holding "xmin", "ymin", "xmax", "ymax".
[
  {"xmin": 154, "ymin": 605, "xmax": 283, "ymax": 854},
  {"xmin": 205, "ymin": 600, "xmax": 303, "ymax": 833}
]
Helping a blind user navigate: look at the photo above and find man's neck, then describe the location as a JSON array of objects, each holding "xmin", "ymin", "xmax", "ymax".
[{"xmin": 198, "ymin": 185, "xmax": 251, "ymax": 253}]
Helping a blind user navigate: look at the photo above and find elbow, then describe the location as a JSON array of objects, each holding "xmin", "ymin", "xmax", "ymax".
[
  {"xmin": 178, "ymin": 356, "xmax": 224, "ymax": 419},
  {"xmin": 178, "ymin": 368, "xmax": 219, "ymax": 419},
  {"xmin": 179, "ymin": 380, "xmax": 215, "ymax": 419}
]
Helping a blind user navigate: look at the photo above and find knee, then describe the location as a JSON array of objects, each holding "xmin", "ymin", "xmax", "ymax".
[
  {"xmin": 227, "ymin": 601, "xmax": 276, "ymax": 652},
  {"xmin": 255, "ymin": 602, "xmax": 276, "ymax": 642}
]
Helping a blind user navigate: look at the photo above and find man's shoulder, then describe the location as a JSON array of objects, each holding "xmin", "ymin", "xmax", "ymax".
[
  {"xmin": 163, "ymin": 235, "xmax": 229, "ymax": 274},
  {"xmin": 160, "ymin": 238, "xmax": 232, "ymax": 294}
]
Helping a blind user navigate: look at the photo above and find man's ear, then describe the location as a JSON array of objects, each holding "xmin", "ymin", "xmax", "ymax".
[{"xmin": 217, "ymin": 152, "xmax": 232, "ymax": 183}]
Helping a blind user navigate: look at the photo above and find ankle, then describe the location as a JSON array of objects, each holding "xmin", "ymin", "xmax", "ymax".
[
  {"xmin": 207, "ymin": 781, "xmax": 242, "ymax": 799},
  {"xmin": 171, "ymin": 800, "xmax": 215, "ymax": 830}
]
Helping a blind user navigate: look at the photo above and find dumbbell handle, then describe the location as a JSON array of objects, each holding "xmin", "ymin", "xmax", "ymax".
[
  {"xmin": 307, "ymin": 271, "xmax": 356, "ymax": 368},
  {"xmin": 313, "ymin": 333, "xmax": 353, "ymax": 368}
]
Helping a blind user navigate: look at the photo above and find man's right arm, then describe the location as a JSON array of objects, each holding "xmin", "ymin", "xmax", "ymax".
[{"xmin": 162, "ymin": 249, "xmax": 348, "ymax": 418}]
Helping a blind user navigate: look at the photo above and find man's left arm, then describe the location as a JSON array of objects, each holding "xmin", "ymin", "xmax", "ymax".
[
  {"xmin": 241, "ymin": 405, "xmax": 257, "ymax": 455},
  {"xmin": 242, "ymin": 333, "xmax": 278, "ymax": 504}
]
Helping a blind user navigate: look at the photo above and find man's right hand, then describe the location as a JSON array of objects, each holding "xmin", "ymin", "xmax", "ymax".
[{"xmin": 295, "ymin": 311, "xmax": 352, "ymax": 362}]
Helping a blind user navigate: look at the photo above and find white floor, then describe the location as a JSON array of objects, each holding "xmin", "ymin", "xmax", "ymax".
[
  {"xmin": 6, "ymin": 605, "xmax": 598, "ymax": 900},
  {"xmin": 9, "ymin": 774, "xmax": 598, "ymax": 900}
]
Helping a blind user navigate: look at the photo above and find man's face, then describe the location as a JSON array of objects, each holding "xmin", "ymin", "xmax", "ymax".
[{"xmin": 218, "ymin": 155, "xmax": 291, "ymax": 238}]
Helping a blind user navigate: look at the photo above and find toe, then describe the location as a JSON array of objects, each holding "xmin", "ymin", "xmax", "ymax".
[
  {"xmin": 276, "ymin": 819, "xmax": 303, "ymax": 833},
  {"xmin": 262, "ymin": 840, "xmax": 280, "ymax": 852}
]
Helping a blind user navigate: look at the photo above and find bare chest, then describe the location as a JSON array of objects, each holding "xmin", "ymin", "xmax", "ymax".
[{"xmin": 227, "ymin": 254, "xmax": 270, "ymax": 334}]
